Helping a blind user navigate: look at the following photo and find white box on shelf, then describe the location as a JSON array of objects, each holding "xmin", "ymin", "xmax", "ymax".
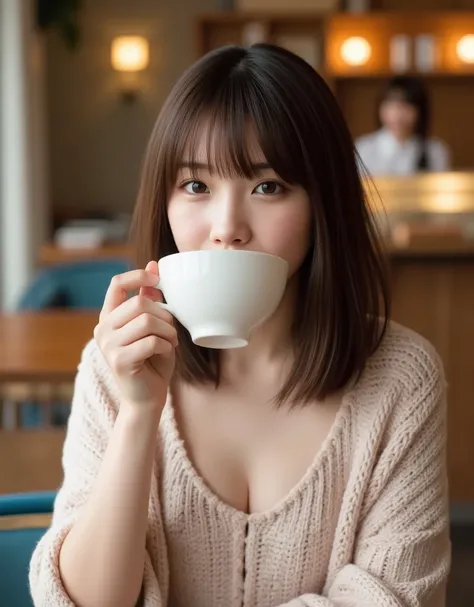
[
  {"xmin": 415, "ymin": 34, "xmax": 436, "ymax": 72},
  {"xmin": 390, "ymin": 35, "xmax": 412, "ymax": 73},
  {"xmin": 54, "ymin": 226, "xmax": 105, "ymax": 250}
]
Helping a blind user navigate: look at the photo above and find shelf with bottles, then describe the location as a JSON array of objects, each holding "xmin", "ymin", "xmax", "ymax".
[
  {"xmin": 325, "ymin": 11, "xmax": 474, "ymax": 78},
  {"xmin": 195, "ymin": 11, "xmax": 474, "ymax": 78}
]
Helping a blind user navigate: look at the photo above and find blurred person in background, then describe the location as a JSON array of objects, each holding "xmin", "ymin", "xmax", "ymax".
[{"xmin": 356, "ymin": 75, "xmax": 451, "ymax": 176}]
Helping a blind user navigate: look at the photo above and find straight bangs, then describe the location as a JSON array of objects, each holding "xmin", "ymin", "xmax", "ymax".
[{"xmin": 160, "ymin": 75, "xmax": 309, "ymax": 193}]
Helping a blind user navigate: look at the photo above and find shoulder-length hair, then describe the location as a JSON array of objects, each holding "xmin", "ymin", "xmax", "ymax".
[{"xmin": 130, "ymin": 43, "xmax": 390, "ymax": 405}]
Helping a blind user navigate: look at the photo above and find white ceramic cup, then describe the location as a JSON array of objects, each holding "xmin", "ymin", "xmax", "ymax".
[{"xmin": 156, "ymin": 250, "xmax": 289, "ymax": 349}]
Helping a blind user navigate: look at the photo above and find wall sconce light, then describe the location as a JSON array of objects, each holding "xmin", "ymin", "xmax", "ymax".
[
  {"xmin": 340, "ymin": 36, "xmax": 372, "ymax": 67},
  {"xmin": 111, "ymin": 36, "xmax": 150, "ymax": 103},
  {"xmin": 456, "ymin": 34, "xmax": 474, "ymax": 64}
]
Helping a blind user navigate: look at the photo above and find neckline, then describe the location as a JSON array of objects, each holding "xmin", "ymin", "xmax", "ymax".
[{"xmin": 162, "ymin": 388, "xmax": 354, "ymax": 523}]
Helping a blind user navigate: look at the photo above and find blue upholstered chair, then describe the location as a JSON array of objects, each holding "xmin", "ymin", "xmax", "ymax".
[
  {"xmin": 0, "ymin": 491, "xmax": 56, "ymax": 606},
  {"xmin": 17, "ymin": 259, "xmax": 130, "ymax": 311}
]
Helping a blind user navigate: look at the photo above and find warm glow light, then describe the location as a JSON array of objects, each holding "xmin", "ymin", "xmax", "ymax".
[
  {"xmin": 111, "ymin": 36, "xmax": 149, "ymax": 72},
  {"xmin": 340, "ymin": 36, "xmax": 371, "ymax": 66},
  {"xmin": 456, "ymin": 34, "xmax": 474, "ymax": 64}
]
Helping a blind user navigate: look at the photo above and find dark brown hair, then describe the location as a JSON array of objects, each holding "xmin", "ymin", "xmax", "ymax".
[{"xmin": 130, "ymin": 43, "xmax": 390, "ymax": 405}]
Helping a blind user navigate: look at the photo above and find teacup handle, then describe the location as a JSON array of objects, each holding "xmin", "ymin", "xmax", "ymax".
[{"xmin": 155, "ymin": 280, "xmax": 175, "ymax": 316}]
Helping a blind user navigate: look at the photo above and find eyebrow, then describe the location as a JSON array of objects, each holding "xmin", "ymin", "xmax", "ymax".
[{"xmin": 179, "ymin": 162, "xmax": 272, "ymax": 172}]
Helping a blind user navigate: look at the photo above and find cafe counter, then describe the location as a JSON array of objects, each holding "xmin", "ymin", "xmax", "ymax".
[{"xmin": 371, "ymin": 172, "xmax": 474, "ymax": 503}]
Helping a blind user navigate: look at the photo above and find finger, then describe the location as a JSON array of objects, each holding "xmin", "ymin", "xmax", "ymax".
[
  {"xmin": 113, "ymin": 313, "xmax": 178, "ymax": 348},
  {"xmin": 145, "ymin": 260, "xmax": 158, "ymax": 275},
  {"xmin": 140, "ymin": 261, "xmax": 162, "ymax": 303},
  {"xmin": 111, "ymin": 336, "xmax": 173, "ymax": 374},
  {"xmin": 140, "ymin": 286, "xmax": 163, "ymax": 302},
  {"xmin": 101, "ymin": 295, "xmax": 173, "ymax": 331},
  {"xmin": 101, "ymin": 269, "xmax": 159, "ymax": 318}
]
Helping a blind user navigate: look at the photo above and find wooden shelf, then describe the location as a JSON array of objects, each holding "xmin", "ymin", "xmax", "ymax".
[
  {"xmin": 329, "ymin": 71, "xmax": 474, "ymax": 80},
  {"xmin": 325, "ymin": 11, "xmax": 474, "ymax": 78},
  {"xmin": 195, "ymin": 11, "xmax": 326, "ymax": 65},
  {"xmin": 38, "ymin": 242, "xmax": 132, "ymax": 266},
  {"xmin": 196, "ymin": 11, "xmax": 328, "ymax": 24},
  {"xmin": 196, "ymin": 11, "xmax": 474, "ymax": 77}
]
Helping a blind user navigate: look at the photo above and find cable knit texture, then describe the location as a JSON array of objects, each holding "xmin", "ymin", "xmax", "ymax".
[{"xmin": 29, "ymin": 322, "xmax": 450, "ymax": 606}]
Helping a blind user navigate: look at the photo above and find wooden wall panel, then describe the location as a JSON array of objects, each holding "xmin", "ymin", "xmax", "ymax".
[{"xmin": 391, "ymin": 260, "xmax": 474, "ymax": 502}]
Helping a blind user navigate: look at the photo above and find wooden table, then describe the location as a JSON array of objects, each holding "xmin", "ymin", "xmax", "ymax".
[
  {"xmin": 0, "ymin": 311, "xmax": 97, "ymax": 485},
  {"xmin": 0, "ymin": 311, "xmax": 98, "ymax": 383}
]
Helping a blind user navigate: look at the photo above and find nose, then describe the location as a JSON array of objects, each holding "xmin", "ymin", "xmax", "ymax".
[{"xmin": 209, "ymin": 197, "xmax": 251, "ymax": 247}]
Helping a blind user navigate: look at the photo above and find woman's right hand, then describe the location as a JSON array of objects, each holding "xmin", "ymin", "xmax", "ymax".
[{"xmin": 94, "ymin": 260, "xmax": 178, "ymax": 413}]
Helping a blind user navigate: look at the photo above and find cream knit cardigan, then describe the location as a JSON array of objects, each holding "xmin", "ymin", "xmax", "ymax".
[{"xmin": 29, "ymin": 322, "xmax": 450, "ymax": 606}]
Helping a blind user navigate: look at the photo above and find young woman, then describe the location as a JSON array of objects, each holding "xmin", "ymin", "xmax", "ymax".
[
  {"xmin": 30, "ymin": 44, "xmax": 450, "ymax": 607},
  {"xmin": 356, "ymin": 75, "xmax": 451, "ymax": 176}
]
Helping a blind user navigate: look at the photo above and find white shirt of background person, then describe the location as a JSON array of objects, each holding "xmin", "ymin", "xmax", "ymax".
[{"xmin": 356, "ymin": 128, "xmax": 451, "ymax": 176}]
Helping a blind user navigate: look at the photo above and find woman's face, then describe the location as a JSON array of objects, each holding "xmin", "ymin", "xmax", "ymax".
[
  {"xmin": 167, "ymin": 126, "xmax": 312, "ymax": 281},
  {"xmin": 379, "ymin": 98, "xmax": 418, "ymax": 139}
]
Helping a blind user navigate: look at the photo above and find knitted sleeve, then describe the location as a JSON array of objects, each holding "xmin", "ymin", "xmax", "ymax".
[
  {"xmin": 279, "ymin": 350, "xmax": 450, "ymax": 607},
  {"xmin": 28, "ymin": 340, "xmax": 163, "ymax": 606}
]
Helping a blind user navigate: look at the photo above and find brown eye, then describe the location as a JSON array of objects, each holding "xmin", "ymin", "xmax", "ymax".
[
  {"xmin": 254, "ymin": 181, "xmax": 283, "ymax": 195},
  {"xmin": 184, "ymin": 180, "xmax": 209, "ymax": 194}
]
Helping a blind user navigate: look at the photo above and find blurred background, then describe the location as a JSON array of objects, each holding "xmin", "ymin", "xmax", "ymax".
[{"xmin": 0, "ymin": 0, "xmax": 473, "ymax": 605}]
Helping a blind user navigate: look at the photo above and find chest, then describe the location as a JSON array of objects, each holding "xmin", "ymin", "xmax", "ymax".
[{"xmin": 170, "ymin": 383, "xmax": 341, "ymax": 514}]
